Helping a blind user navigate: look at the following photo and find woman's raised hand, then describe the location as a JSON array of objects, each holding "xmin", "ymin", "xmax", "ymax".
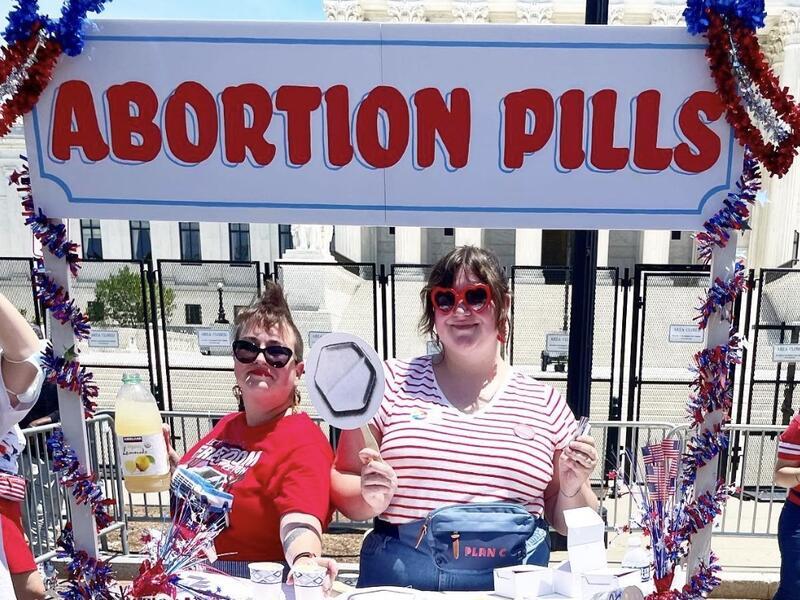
[
  {"xmin": 558, "ymin": 434, "xmax": 598, "ymax": 496},
  {"xmin": 358, "ymin": 448, "xmax": 398, "ymax": 515}
]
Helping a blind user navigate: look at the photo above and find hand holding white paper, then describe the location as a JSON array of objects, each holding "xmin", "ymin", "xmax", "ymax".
[{"xmin": 305, "ymin": 333, "xmax": 385, "ymax": 453}]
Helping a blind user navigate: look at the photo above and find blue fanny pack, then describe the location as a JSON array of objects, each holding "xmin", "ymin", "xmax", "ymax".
[{"xmin": 410, "ymin": 502, "xmax": 539, "ymax": 573}]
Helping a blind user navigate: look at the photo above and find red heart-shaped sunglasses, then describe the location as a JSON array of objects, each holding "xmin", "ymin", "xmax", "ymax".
[{"xmin": 430, "ymin": 283, "xmax": 492, "ymax": 314}]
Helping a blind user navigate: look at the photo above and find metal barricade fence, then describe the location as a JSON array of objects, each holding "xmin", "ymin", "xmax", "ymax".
[
  {"xmin": 21, "ymin": 414, "xmax": 786, "ymax": 558},
  {"xmin": 20, "ymin": 414, "xmax": 128, "ymax": 563},
  {"xmin": 718, "ymin": 424, "xmax": 786, "ymax": 537},
  {"xmin": 589, "ymin": 421, "xmax": 684, "ymax": 532}
]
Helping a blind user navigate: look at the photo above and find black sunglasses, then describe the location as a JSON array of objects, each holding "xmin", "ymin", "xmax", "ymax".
[{"xmin": 232, "ymin": 340, "xmax": 294, "ymax": 368}]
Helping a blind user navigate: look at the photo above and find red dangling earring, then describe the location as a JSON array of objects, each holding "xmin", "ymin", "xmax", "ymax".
[{"xmin": 497, "ymin": 316, "xmax": 509, "ymax": 344}]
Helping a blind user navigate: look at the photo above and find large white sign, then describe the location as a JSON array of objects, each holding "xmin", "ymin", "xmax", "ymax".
[{"xmin": 24, "ymin": 20, "xmax": 742, "ymax": 230}]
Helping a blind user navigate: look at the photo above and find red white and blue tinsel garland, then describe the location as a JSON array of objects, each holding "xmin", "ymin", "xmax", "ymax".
[
  {"xmin": 694, "ymin": 262, "xmax": 747, "ymax": 329},
  {"xmin": 687, "ymin": 337, "xmax": 741, "ymax": 423},
  {"xmin": 636, "ymin": 150, "xmax": 760, "ymax": 600},
  {"xmin": 10, "ymin": 164, "xmax": 121, "ymax": 598},
  {"xmin": 15, "ymin": 168, "xmax": 81, "ymax": 275},
  {"xmin": 47, "ymin": 429, "xmax": 116, "ymax": 530},
  {"xmin": 58, "ymin": 524, "xmax": 119, "ymax": 600},
  {"xmin": 684, "ymin": 0, "xmax": 800, "ymax": 176},
  {"xmin": 41, "ymin": 344, "xmax": 99, "ymax": 417},
  {"xmin": 5, "ymin": 0, "xmax": 112, "ymax": 57},
  {"xmin": 694, "ymin": 154, "xmax": 760, "ymax": 263},
  {"xmin": 2, "ymin": 0, "xmax": 118, "ymax": 593},
  {"xmin": 0, "ymin": 0, "xmax": 111, "ymax": 137}
]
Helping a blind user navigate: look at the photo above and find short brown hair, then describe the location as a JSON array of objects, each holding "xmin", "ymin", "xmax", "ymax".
[
  {"xmin": 234, "ymin": 281, "xmax": 304, "ymax": 361},
  {"xmin": 419, "ymin": 245, "xmax": 509, "ymax": 336}
]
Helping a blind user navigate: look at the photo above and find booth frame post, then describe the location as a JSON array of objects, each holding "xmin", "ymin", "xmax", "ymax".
[
  {"xmin": 567, "ymin": 230, "xmax": 598, "ymax": 417},
  {"xmin": 42, "ymin": 227, "xmax": 100, "ymax": 556},
  {"xmin": 565, "ymin": 0, "xmax": 608, "ymax": 418},
  {"xmin": 686, "ymin": 235, "xmax": 738, "ymax": 577}
]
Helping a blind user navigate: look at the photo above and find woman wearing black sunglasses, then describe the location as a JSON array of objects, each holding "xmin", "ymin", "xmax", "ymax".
[
  {"xmin": 331, "ymin": 246, "xmax": 599, "ymax": 591},
  {"xmin": 166, "ymin": 282, "xmax": 337, "ymax": 585}
]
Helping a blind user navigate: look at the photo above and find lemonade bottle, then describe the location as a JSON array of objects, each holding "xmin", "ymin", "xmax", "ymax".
[{"xmin": 115, "ymin": 373, "xmax": 170, "ymax": 493}]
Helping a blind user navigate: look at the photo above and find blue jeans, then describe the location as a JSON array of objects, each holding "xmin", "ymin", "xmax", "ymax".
[
  {"xmin": 775, "ymin": 501, "xmax": 800, "ymax": 600},
  {"xmin": 357, "ymin": 517, "xmax": 550, "ymax": 591}
]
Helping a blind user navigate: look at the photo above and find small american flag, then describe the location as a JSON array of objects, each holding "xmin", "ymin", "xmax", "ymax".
[
  {"xmin": 642, "ymin": 439, "xmax": 681, "ymax": 501},
  {"xmin": 0, "ymin": 473, "xmax": 26, "ymax": 501}
]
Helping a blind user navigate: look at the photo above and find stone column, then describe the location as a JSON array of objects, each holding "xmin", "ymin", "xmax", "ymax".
[
  {"xmin": 395, "ymin": 227, "xmax": 423, "ymax": 263},
  {"xmin": 515, "ymin": 229, "xmax": 543, "ymax": 265},
  {"xmin": 322, "ymin": 0, "xmax": 365, "ymax": 21},
  {"xmin": 455, "ymin": 227, "xmax": 483, "ymax": 248},
  {"xmin": 388, "ymin": 0, "xmax": 427, "ymax": 21},
  {"xmin": 596, "ymin": 230, "xmax": 610, "ymax": 267},
  {"xmin": 333, "ymin": 225, "xmax": 363, "ymax": 262},
  {"xmin": 516, "ymin": 0, "xmax": 553, "ymax": 23},
  {"xmin": 641, "ymin": 230, "xmax": 671, "ymax": 264},
  {"xmin": 746, "ymin": 27, "xmax": 784, "ymax": 270},
  {"xmin": 755, "ymin": 10, "xmax": 800, "ymax": 267},
  {"xmin": 452, "ymin": 1, "xmax": 490, "ymax": 22},
  {"xmin": 650, "ymin": 0, "xmax": 686, "ymax": 26},
  {"xmin": 608, "ymin": 0, "xmax": 625, "ymax": 25}
]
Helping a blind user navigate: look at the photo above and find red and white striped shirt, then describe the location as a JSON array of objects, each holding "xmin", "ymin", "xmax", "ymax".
[
  {"xmin": 372, "ymin": 355, "xmax": 577, "ymax": 524},
  {"xmin": 778, "ymin": 413, "xmax": 800, "ymax": 506}
]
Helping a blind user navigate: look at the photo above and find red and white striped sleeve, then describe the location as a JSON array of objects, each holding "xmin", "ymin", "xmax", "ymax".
[
  {"xmin": 778, "ymin": 415, "xmax": 800, "ymax": 461},
  {"xmin": 369, "ymin": 358, "xmax": 398, "ymax": 438}
]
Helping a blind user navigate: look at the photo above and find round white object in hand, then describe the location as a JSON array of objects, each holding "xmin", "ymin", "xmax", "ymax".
[{"xmin": 305, "ymin": 333, "xmax": 385, "ymax": 430}]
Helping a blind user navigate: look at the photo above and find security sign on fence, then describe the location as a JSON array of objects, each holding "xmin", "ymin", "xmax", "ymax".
[{"xmin": 25, "ymin": 20, "xmax": 741, "ymax": 230}]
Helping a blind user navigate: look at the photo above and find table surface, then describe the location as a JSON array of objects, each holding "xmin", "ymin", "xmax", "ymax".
[{"xmin": 169, "ymin": 571, "xmax": 651, "ymax": 600}]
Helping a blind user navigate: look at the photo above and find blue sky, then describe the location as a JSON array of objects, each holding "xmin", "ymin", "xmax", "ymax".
[{"xmin": 0, "ymin": 1, "xmax": 326, "ymax": 23}]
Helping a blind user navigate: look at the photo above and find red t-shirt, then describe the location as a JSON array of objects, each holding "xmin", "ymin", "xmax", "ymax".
[
  {"xmin": 179, "ymin": 412, "xmax": 333, "ymax": 562},
  {"xmin": 778, "ymin": 413, "xmax": 800, "ymax": 506}
]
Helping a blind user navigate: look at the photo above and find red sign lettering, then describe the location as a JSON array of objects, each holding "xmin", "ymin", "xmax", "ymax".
[{"xmin": 49, "ymin": 80, "xmax": 724, "ymax": 175}]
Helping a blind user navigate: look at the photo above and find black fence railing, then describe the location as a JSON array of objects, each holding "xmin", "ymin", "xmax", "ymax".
[{"xmin": 1, "ymin": 257, "xmax": 798, "ymax": 463}]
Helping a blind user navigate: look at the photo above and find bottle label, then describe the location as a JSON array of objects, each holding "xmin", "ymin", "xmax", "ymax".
[
  {"xmin": 120, "ymin": 433, "xmax": 169, "ymax": 478},
  {"xmin": 639, "ymin": 564, "xmax": 651, "ymax": 582}
]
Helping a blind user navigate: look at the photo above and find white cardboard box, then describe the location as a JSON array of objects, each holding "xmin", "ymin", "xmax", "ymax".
[
  {"xmin": 493, "ymin": 565, "xmax": 554, "ymax": 598},
  {"xmin": 551, "ymin": 561, "xmax": 581, "ymax": 598},
  {"xmin": 581, "ymin": 568, "xmax": 640, "ymax": 598},
  {"xmin": 563, "ymin": 507, "xmax": 607, "ymax": 575}
]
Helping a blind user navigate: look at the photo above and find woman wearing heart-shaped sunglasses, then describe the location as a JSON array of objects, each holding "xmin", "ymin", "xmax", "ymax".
[
  {"xmin": 332, "ymin": 246, "xmax": 600, "ymax": 591},
  {"xmin": 164, "ymin": 282, "xmax": 337, "ymax": 586}
]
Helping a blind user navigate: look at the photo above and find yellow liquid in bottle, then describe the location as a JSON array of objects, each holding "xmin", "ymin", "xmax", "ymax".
[{"xmin": 115, "ymin": 374, "xmax": 171, "ymax": 494}]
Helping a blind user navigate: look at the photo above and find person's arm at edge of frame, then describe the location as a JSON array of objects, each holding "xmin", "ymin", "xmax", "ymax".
[
  {"xmin": 775, "ymin": 457, "xmax": 800, "ymax": 490},
  {"xmin": 0, "ymin": 293, "xmax": 42, "ymax": 407}
]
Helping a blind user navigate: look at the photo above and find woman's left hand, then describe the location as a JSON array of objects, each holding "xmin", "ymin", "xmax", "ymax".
[{"xmin": 558, "ymin": 435, "xmax": 598, "ymax": 496}]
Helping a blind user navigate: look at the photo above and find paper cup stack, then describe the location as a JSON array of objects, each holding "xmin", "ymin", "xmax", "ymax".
[
  {"xmin": 249, "ymin": 562, "xmax": 284, "ymax": 600},
  {"xmin": 292, "ymin": 564, "xmax": 327, "ymax": 600}
]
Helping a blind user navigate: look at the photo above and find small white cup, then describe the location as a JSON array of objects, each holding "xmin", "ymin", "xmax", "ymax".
[
  {"xmin": 249, "ymin": 561, "xmax": 284, "ymax": 600},
  {"xmin": 292, "ymin": 564, "xmax": 326, "ymax": 600}
]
